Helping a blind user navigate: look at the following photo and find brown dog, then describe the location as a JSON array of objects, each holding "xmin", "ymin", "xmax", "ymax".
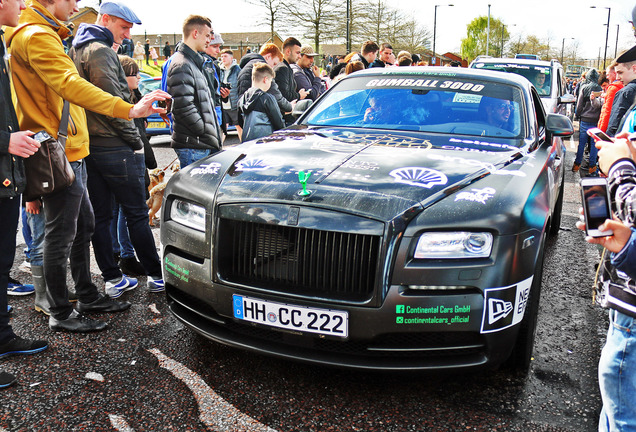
[
  {"xmin": 147, "ymin": 167, "xmax": 166, "ymax": 226},
  {"xmin": 146, "ymin": 163, "xmax": 180, "ymax": 226}
]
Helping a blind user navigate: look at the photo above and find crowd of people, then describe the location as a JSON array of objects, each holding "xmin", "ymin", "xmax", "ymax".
[{"xmin": 2, "ymin": 1, "xmax": 636, "ymax": 431}]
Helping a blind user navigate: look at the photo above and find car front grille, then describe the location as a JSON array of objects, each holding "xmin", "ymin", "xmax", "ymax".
[{"xmin": 217, "ymin": 219, "xmax": 381, "ymax": 302}]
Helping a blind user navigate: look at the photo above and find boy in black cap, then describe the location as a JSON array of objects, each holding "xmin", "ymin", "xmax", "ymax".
[{"xmin": 606, "ymin": 46, "xmax": 636, "ymax": 136}]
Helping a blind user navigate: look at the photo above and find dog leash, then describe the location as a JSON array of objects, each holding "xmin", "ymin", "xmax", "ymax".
[{"xmin": 161, "ymin": 157, "xmax": 179, "ymax": 172}]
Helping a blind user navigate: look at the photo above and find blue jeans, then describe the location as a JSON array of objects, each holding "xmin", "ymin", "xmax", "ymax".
[
  {"xmin": 598, "ymin": 309, "xmax": 636, "ymax": 431},
  {"xmin": 26, "ymin": 208, "xmax": 46, "ymax": 267},
  {"xmin": 86, "ymin": 145, "xmax": 161, "ymax": 281},
  {"xmin": 174, "ymin": 148, "xmax": 211, "ymax": 168},
  {"xmin": 110, "ymin": 152, "xmax": 145, "ymax": 260},
  {"xmin": 575, "ymin": 120, "xmax": 598, "ymax": 167},
  {"xmin": 0, "ymin": 196, "xmax": 19, "ymax": 343},
  {"xmin": 42, "ymin": 160, "xmax": 100, "ymax": 320},
  {"xmin": 21, "ymin": 207, "xmax": 32, "ymax": 256}
]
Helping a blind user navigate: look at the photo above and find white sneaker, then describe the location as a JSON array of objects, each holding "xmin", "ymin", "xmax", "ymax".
[
  {"xmin": 147, "ymin": 276, "xmax": 165, "ymax": 293},
  {"xmin": 105, "ymin": 275, "xmax": 138, "ymax": 298}
]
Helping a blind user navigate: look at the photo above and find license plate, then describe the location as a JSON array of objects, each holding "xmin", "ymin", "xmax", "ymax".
[
  {"xmin": 148, "ymin": 122, "xmax": 166, "ymax": 129},
  {"xmin": 233, "ymin": 295, "xmax": 348, "ymax": 338}
]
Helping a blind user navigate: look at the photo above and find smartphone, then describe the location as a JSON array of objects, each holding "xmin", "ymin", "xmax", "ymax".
[
  {"xmin": 32, "ymin": 131, "xmax": 53, "ymax": 143},
  {"xmin": 580, "ymin": 177, "xmax": 613, "ymax": 237},
  {"xmin": 587, "ymin": 127, "xmax": 612, "ymax": 142},
  {"xmin": 157, "ymin": 98, "xmax": 172, "ymax": 113}
]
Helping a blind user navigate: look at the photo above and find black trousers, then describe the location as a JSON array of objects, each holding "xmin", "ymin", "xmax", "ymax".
[{"xmin": 0, "ymin": 196, "xmax": 19, "ymax": 344}]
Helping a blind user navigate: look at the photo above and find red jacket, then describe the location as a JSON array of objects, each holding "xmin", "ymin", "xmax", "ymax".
[{"xmin": 598, "ymin": 81, "xmax": 624, "ymax": 132}]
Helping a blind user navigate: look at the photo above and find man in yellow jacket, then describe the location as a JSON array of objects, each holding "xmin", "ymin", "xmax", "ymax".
[{"xmin": 5, "ymin": 0, "xmax": 170, "ymax": 333}]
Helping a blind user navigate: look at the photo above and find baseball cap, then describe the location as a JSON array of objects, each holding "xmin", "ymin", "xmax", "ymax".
[
  {"xmin": 99, "ymin": 1, "xmax": 142, "ymax": 25},
  {"xmin": 209, "ymin": 33, "xmax": 224, "ymax": 45},
  {"xmin": 300, "ymin": 45, "xmax": 319, "ymax": 57},
  {"xmin": 616, "ymin": 45, "xmax": 636, "ymax": 64}
]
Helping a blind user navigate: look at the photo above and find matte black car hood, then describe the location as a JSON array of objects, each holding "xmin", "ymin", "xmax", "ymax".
[{"xmin": 196, "ymin": 129, "xmax": 527, "ymax": 221}]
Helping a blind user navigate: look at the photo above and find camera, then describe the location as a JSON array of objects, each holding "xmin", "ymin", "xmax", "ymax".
[
  {"xmin": 221, "ymin": 82, "xmax": 232, "ymax": 90},
  {"xmin": 157, "ymin": 98, "xmax": 172, "ymax": 113},
  {"xmin": 580, "ymin": 177, "xmax": 613, "ymax": 237}
]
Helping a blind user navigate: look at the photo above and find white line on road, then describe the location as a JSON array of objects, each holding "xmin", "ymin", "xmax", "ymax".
[
  {"xmin": 109, "ymin": 414, "xmax": 135, "ymax": 432},
  {"xmin": 148, "ymin": 348, "xmax": 277, "ymax": 432}
]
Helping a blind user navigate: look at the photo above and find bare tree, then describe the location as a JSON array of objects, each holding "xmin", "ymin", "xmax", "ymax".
[
  {"xmin": 360, "ymin": 0, "xmax": 393, "ymax": 45},
  {"xmin": 246, "ymin": 0, "xmax": 286, "ymax": 41},
  {"xmin": 331, "ymin": 0, "xmax": 369, "ymax": 49},
  {"xmin": 285, "ymin": 0, "xmax": 341, "ymax": 54},
  {"xmin": 394, "ymin": 19, "xmax": 431, "ymax": 54}
]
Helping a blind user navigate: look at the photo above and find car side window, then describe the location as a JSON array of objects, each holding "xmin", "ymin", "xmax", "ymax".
[
  {"xmin": 530, "ymin": 88, "xmax": 546, "ymax": 141},
  {"xmin": 556, "ymin": 69, "xmax": 564, "ymax": 97}
]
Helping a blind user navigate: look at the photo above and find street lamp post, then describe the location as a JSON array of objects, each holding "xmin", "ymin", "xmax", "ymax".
[
  {"xmin": 432, "ymin": 4, "xmax": 453, "ymax": 66},
  {"xmin": 561, "ymin": 37, "xmax": 574, "ymax": 64},
  {"xmin": 615, "ymin": 24, "xmax": 620, "ymax": 58},
  {"xmin": 346, "ymin": 0, "xmax": 351, "ymax": 53},
  {"xmin": 591, "ymin": 6, "xmax": 611, "ymax": 69},
  {"xmin": 486, "ymin": 4, "xmax": 491, "ymax": 56}
]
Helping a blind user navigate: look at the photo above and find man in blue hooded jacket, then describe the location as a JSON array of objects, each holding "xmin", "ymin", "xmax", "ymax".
[{"xmin": 68, "ymin": 1, "xmax": 164, "ymax": 301}]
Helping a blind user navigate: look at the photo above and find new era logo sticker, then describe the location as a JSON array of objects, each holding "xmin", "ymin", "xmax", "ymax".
[
  {"xmin": 480, "ymin": 276, "xmax": 533, "ymax": 334},
  {"xmin": 488, "ymin": 299, "xmax": 513, "ymax": 324}
]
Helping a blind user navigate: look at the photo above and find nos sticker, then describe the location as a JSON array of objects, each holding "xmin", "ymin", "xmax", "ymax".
[{"xmin": 480, "ymin": 277, "xmax": 533, "ymax": 333}]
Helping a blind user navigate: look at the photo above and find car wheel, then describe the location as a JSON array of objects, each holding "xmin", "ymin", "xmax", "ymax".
[
  {"xmin": 549, "ymin": 170, "xmax": 565, "ymax": 236},
  {"xmin": 504, "ymin": 232, "xmax": 546, "ymax": 373}
]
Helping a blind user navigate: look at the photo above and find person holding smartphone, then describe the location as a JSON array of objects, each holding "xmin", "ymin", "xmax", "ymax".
[{"xmin": 577, "ymin": 131, "xmax": 636, "ymax": 432}]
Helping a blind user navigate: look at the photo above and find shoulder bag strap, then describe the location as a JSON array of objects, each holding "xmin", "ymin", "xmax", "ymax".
[{"xmin": 57, "ymin": 100, "xmax": 70, "ymax": 147}]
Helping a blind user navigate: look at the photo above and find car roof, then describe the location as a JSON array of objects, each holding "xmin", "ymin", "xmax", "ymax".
[{"xmin": 349, "ymin": 66, "xmax": 534, "ymax": 89}]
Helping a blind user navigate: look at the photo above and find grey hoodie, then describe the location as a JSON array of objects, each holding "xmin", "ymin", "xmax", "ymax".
[
  {"xmin": 238, "ymin": 87, "xmax": 285, "ymax": 142},
  {"xmin": 576, "ymin": 68, "xmax": 602, "ymax": 123}
]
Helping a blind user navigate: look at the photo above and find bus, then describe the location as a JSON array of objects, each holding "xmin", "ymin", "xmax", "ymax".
[{"xmin": 565, "ymin": 64, "xmax": 588, "ymax": 80}]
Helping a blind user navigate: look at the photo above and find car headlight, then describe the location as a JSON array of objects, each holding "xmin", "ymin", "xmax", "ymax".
[
  {"xmin": 414, "ymin": 232, "xmax": 493, "ymax": 259},
  {"xmin": 170, "ymin": 199, "xmax": 206, "ymax": 231}
]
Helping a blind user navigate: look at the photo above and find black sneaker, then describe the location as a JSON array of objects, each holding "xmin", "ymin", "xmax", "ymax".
[
  {"xmin": 0, "ymin": 371, "xmax": 16, "ymax": 389},
  {"xmin": 49, "ymin": 311, "xmax": 108, "ymax": 333},
  {"xmin": 77, "ymin": 294, "xmax": 131, "ymax": 314},
  {"xmin": 119, "ymin": 257, "xmax": 146, "ymax": 277},
  {"xmin": 0, "ymin": 336, "xmax": 48, "ymax": 359}
]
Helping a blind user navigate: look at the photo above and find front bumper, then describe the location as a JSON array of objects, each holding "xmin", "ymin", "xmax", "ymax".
[{"xmin": 163, "ymin": 246, "xmax": 524, "ymax": 371}]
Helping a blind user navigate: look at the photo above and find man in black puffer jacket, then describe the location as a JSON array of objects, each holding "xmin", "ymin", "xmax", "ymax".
[
  {"xmin": 166, "ymin": 15, "xmax": 221, "ymax": 168},
  {"xmin": 236, "ymin": 43, "xmax": 292, "ymax": 125}
]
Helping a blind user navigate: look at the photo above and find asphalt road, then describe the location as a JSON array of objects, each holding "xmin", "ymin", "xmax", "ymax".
[{"xmin": 2, "ymin": 131, "xmax": 607, "ymax": 432}]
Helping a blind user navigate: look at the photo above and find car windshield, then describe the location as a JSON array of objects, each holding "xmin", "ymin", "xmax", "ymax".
[
  {"xmin": 473, "ymin": 62, "xmax": 551, "ymax": 97},
  {"xmin": 302, "ymin": 74, "xmax": 525, "ymax": 139}
]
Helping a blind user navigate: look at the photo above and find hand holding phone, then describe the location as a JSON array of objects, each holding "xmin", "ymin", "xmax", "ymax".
[
  {"xmin": 587, "ymin": 127, "xmax": 613, "ymax": 143},
  {"xmin": 580, "ymin": 177, "xmax": 613, "ymax": 237}
]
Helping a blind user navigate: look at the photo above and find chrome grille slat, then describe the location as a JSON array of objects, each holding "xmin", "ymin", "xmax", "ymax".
[{"xmin": 218, "ymin": 219, "xmax": 381, "ymax": 302}]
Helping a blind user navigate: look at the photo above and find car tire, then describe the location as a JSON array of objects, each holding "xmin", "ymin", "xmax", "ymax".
[
  {"xmin": 549, "ymin": 170, "xmax": 565, "ymax": 236},
  {"xmin": 504, "ymin": 232, "xmax": 546, "ymax": 373}
]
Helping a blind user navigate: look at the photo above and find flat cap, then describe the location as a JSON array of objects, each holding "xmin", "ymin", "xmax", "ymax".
[
  {"xmin": 300, "ymin": 45, "xmax": 319, "ymax": 56},
  {"xmin": 616, "ymin": 45, "xmax": 636, "ymax": 64},
  {"xmin": 99, "ymin": 1, "xmax": 141, "ymax": 25}
]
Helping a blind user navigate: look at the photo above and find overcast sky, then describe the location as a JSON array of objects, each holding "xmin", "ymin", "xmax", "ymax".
[{"xmin": 82, "ymin": 0, "xmax": 635, "ymax": 60}]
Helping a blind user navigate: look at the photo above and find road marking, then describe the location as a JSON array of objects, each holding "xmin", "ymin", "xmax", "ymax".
[
  {"xmin": 148, "ymin": 349, "xmax": 277, "ymax": 431},
  {"xmin": 109, "ymin": 414, "xmax": 135, "ymax": 432}
]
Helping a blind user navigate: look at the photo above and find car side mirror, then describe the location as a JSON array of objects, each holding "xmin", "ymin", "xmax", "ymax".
[
  {"xmin": 558, "ymin": 94, "xmax": 575, "ymax": 104},
  {"xmin": 292, "ymin": 99, "xmax": 313, "ymax": 118},
  {"xmin": 546, "ymin": 113, "xmax": 574, "ymax": 137}
]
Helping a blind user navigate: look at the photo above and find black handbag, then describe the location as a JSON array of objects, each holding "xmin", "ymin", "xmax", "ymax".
[{"xmin": 23, "ymin": 101, "xmax": 75, "ymax": 201}]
